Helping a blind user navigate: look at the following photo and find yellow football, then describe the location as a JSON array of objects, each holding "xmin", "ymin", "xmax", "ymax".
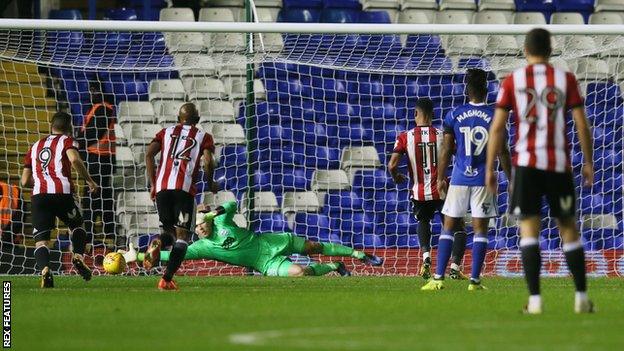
[{"xmin": 103, "ymin": 252, "xmax": 126, "ymax": 275}]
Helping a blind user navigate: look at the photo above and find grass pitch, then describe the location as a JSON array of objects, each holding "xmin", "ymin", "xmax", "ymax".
[{"xmin": 9, "ymin": 276, "xmax": 624, "ymax": 351}]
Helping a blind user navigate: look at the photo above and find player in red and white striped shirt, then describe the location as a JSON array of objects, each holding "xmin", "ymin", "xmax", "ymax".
[
  {"xmin": 145, "ymin": 102, "xmax": 216, "ymax": 290},
  {"xmin": 389, "ymin": 98, "xmax": 467, "ymax": 280},
  {"xmin": 21, "ymin": 112, "xmax": 98, "ymax": 288},
  {"xmin": 486, "ymin": 28, "xmax": 594, "ymax": 314}
]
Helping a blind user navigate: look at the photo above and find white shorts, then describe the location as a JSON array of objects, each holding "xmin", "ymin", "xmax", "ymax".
[{"xmin": 441, "ymin": 185, "xmax": 498, "ymax": 218}]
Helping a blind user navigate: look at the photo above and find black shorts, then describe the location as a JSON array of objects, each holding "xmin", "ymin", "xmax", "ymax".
[
  {"xmin": 156, "ymin": 190, "xmax": 195, "ymax": 232},
  {"xmin": 510, "ymin": 167, "xmax": 576, "ymax": 219},
  {"xmin": 411, "ymin": 199, "xmax": 444, "ymax": 222},
  {"xmin": 31, "ymin": 194, "xmax": 83, "ymax": 242}
]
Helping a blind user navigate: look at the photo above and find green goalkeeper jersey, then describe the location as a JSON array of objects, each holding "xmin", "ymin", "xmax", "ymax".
[{"xmin": 197, "ymin": 201, "xmax": 263, "ymax": 268}]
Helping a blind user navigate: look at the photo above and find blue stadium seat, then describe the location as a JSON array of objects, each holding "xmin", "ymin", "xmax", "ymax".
[
  {"xmin": 359, "ymin": 11, "xmax": 391, "ymax": 24},
  {"xmin": 293, "ymin": 145, "xmax": 341, "ymax": 168},
  {"xmin": 219, "ymin": 145, "xmax": 247, "ymax": 167},
  {"xmin": 105, "ymin": 8, "xmax": 138, "ymax": 20},
  {"xmin": 92, "ymin": 32, "xmax": 133, "ymax": 54},
  {"xmin": 294, "ymin": 213, "xmax": 332, "ymax": 240},
  {"xmin": 331, "ymin": 212, "xmax": 376, "ymax": 236},
  {"xmin": 101, "ymin": 79, "xmax": 149, "ymax": 103},
  {"xmin": 257, "ymin": 147, "xmax": 302, "ymax": 170},
  {"xmin": 311, "ymin": 77, "xmax": 348, "ymax": 101},
  {"xmin": 554, "ymin": 0, "xmax": 593, "ymax": 16},
  {"xmin": 278, "ymin": 8, "xmax": 321, "ymax": 22},
  {"xmin": 255, "ymin": 167, "xmax": 312, "ymax": 192},
  {"xmin": 347, "ymin": 79, "xmax": 383, "ymax": 103},
  {"xmin": 254, "ymin": 213, "xmax": 290, "ymax": 233},
  {"xmin": 355, "ymin": 34, "xmax": 402, "ymax": 57},
  {"xmin": 283, "ymin": 0, "xmax": 323, "ymax": 8},
  {"xmin": 323, "ymin": 191, "xmax": 364, "ymax": 215},
  {"xmin": 378, "ymin": 212, "xmax": 419, "ymax": 236},
  {"xmin": 329, "ymin": 124, "xmax": 373, "ymax": 146},
  {"xmin": 352, "ymin": 169, "xmax": 400, "ymax": 192},
  {"xmin": 257, "ymin": 125, "xmax": 294, "ymax": 146},
  {"xmin": 320, "ymin": 8, "xmax": 360, "ymax": 23},
  {"xmin": 292, "ymin": 121, "xmax": 330, "ymax": 145},
  {"xmin": 515, "ymin": 1, "xmax": 554, "ymax": 17},
  {"xmin": 351, "ymin": 234, "xmax": 385, "ymax": 248},
  {"xmin": 323, "ymin": 0, "xmax": 361, "ymax": 9},
  {"xmin": 403, "ymin": 35, "xmax": 444, "ymax": 57},
  {"xmin": 46, "ymin": 30, "xmax": 84, "ymax": 52},
  {"xmin": 49, "ymin": 9, "xmax": 82, "ymax": 19},
  {"xmin": 315, "ymin": 101, "xmax": 355, "ymax": 123},
  {"xmin": 364, "ymin": 190, "xmax": 409, "ymax": 212}
]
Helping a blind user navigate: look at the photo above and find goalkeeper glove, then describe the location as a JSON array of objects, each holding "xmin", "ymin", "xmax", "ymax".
[{"xmin": 204, "ymin": 212, "xmax": 217, "ymax": 222}]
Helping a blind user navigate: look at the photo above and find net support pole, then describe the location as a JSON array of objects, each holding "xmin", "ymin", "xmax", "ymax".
[{"xmin": 244, "ymin": 0, "xmax": 256, "ymax": 230}]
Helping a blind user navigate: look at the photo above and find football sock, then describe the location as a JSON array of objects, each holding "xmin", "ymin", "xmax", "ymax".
[
  {"xmin": 563, "ymin": 240, "xmax": 587, "ymax": 293},
  {"xmin": 423, "ymin": 250, "xmax": 431, "ymax": 263},
  {"xmin": 451, "ymin": 230, "xmax": 467, "ymax": 266},
  {"xmin": 434, "ymin": 230, "xmax": 454, "ymax": 279},
  {"xmin": 471, "ymin": 234, "xmax": 488, "ymax": 282},
  {"xmin": 417, "ymin": 220, "xmax": 432, "ymax": 254},
  {"xmin": 309, "ymin": 262, "xmax": 339, "ymax": 276},
  {"xmin": 163, "ymin": 239, "xmax": 188, "ymax": 282},
  {"xmin": 70, "ymin": 227, "xmax": 87, "ymax": 255},
  {"xmin": 321, "ymin": 243, "xmax": 356, "ymax": 257},
  {"xmin": 520, "ymin": 237, "xmax": 541, "ymax": 295},
  {"xmin": 34, "ymin": 246, "xmax": 50, "ymax": 271}
]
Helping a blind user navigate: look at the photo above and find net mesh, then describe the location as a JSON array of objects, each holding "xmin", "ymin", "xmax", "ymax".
[{"xmin": 0, "ymin": 27, "xmax": 622, "ymax": 276}]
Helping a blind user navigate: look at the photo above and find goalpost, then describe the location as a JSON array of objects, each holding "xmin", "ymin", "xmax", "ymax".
[{"xmin": 0, "ymin": 18, "xmax": 621, "ymax": 276}]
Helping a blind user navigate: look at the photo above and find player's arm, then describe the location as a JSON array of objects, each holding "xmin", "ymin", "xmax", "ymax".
[
  {"xmin": 20, "ymin": 168, "xmax": 33, "ymax": 188},
  {"xmin": 572, "ymin": 106, "xmax": 594, "ymax": 186},
  {"xmin": 67, "ymin": 148, "xmax": 98, "ymax": 193},
  {"xmin": 499, "ymin": 137, "xmax": 512, "ymax": 181},
  {"xmin": 388, "ymin": 153, "xmax": 406, "ymax": 184},
  {"xmin": 202, "ymin": 148, "xmax": 218, "ymax": 193},
  {"xmin": 436, "ymin": 132, "xmax": 454, "ymax": 193},
  {"xmin": 486, "ymin": 108, "xmax": 510, "ymax": 194},
  {"xmin": 204, "ymin": 200, "xmax": 237, "ymax": 222},
  {"xmin": 145, "ymin": 141, "xmax": 161, "ymax": 198}
]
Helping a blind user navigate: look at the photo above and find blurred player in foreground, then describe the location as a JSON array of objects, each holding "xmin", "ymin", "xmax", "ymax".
[
  {"xmin": 486, "ymin": 28, "xmax": 594, "ymax": 314},
  {"xmin": 124, "ymin": 201, "xmax": 383, "ymax": 278},
  {"xmin": 422, "ymin": 69, "xmax": 511, "ymax": 291},
  {"xmin": 21, "ymin": 112, "xmax": 98, "ymax": 288},
  {"xmin": 388, "ymin": 97, "xmax": 469, "ymax": 280}
]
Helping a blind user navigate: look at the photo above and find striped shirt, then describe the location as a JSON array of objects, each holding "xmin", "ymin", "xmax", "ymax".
[{"xmin": 24, "ymin": 134, "xmax": 78, "ymax": 195}]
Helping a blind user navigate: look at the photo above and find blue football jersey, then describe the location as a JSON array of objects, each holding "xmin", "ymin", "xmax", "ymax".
[{"xmin": 443, "ymin": 102, "xmax": 494, "ymax": 186}]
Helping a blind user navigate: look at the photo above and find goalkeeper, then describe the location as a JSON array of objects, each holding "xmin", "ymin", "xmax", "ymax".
[{"xmin": 129, "ymin": 201, "xmax": 383, "ymax": 277}]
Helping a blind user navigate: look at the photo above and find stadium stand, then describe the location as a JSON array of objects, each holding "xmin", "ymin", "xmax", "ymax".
[{"xmin": 35, "ymin": 0, "xmax": 623, "ymax": 253}]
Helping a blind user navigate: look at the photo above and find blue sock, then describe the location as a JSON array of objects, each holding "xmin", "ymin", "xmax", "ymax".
[
  {"xmin": 434, "ymin": 230, "xmax": 454, "ymax": 279},
  {"xmin": 471, "ymin": 235, "xmax": 488, "ymax": 282}
]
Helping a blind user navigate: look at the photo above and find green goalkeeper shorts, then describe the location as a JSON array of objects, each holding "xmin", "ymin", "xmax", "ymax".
[{"xmin": 255, "ymin": 232, "xmax": 306, "ymax": 277}]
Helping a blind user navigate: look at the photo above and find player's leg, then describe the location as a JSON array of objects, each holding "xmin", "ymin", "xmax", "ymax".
[
  {"xmin": 423, "ymin": 186, "xmax": 469, "ymax": 290},
  {"xmin": 292, "ymin": 235, "xmax": 383, "ymax": 266},
  {"xmin": 413, "ymin": 200, "xmax": 435, "ymax": 279},
  {"xmin": 511, "ymin": 167, "xmax": 544, "ymax": 314},
  {"xmin": 450, "ymin": 219, "xmax": 468, "ymax": 279},
  {"xmin": 57, "ymin": 195, "xmax": 92, "ymax": 281},
  {"xmin": 31, "ymin": 195, "xmax": 54, "ymax": 287},
  {"xmin": 159, "ymin": 191, "xmax": 195, "ymax": 289},
  {"xmin": 547, "ymin": 172, "xmax": 593, "ymax": 313},
  {"xmin": 466, "ymin": 186, "xmax": 497, "ymax": 290}
]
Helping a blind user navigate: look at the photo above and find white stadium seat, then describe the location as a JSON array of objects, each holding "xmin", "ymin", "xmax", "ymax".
[
  {"xmin": 565, "ymin": 36, "xmax": 599, "ymax": 56},
  {"xmin": 400, "ymin": 0, "xmax": 438, "ymax": 10},
  {"xmin": 198, "ymin": 100, "xmax": 236, "ymax": 123},
  {"xmin": 478, "ymin": 0, "xmax": 515, "ymax": 12},
  {"xmin": 439, "ymin": 0, "xmax": 477, "ymax": 11},
  {"xmin": 241, "ymin": 191, "xmax": 280, "ymax": 213},
  {"xmin": 115, "ymin": 146, "xmax": 136, "ymax": 168},
  {"xmin": 174, "ymin": 54, "xmax": 217, "ymax": 78},
  {"xmin": 435, "ymin": 10, "xmax": 473, "ymax": 24},
  {"xmin": 209, "ymin": 123, "xmax": 246, "ymax": 144},
  {"xmin": 551, "ymin": 12, "xmax": 585, "ymax": 25},
  {"xmin": 311, "ymin": 170, "xmax": 351, "ymax": 191},
  {"xmin": 159, "ymin": 7, "xmax": 195, "ymax": 21},
  {"xmin": 125, "ymin": 124, "xmax": 162, "ymax": 146},
  {"xmin": 185, "ymin": 78, "xmax": 227, "ymax": 100},
  {"xmin": 255, "ymin": 7, "xmax": 281, "ymax": 22},
  {"xmin": 442, "ymin": 34, "xmax": 483, "ymax": 55},
  {"xmin": 340, "ymin": 146, "xmax": 382, "ymax": 169},
  {"xmin": 121, "ymin": 213, "xmax": 160, "ymax": 232},
  {"xmin": 589, "ymin": 12, "xmax": 623, "ymax": 24},
  {"xmin": 198, "ymin": 7, "xmax": 237, "ymax": 22},
  {"xmin": 153, "ymin": 100, "xmax": 184, "ymax": 124},
  {"xmin": 117, "ymin": 101, "xmax": 155, "ymax": 125},
  {"xmin": 513, "ymin": 12, "xmax": 546, "ymax": 24},
  {"xmin": 574, "ymin": 58, "xmax": 611, "ymax": 81},
  {"xmin": 472, "ymin": 11, "xmax": 510, "ymax": 24},
  {"xmin": 595, "ymin": 0, "xmax": 624, "ymax": 12},
  {"xmin": 149, "ymin": 79, "xmax": 185, "ymax": 100},
  {"xmin": 282, "ymin": 192, "xmax": 321, "ymax": 214},
  {"xmin": 223, "ymin": 78, "xmax": 265, "ymax": 101},
  {"xmin": 199, "ymin": 191, "xmax": 237, "ymax": 208},
  {"xmin": 398, "ymin": 9, "xmax": 435, "ymax": 24},
  {"xmin": 209, "ymin": 33, "xmax": 246, "ymax": 53},
  {"xmin": 116, "ymin": 191, "xmax": 156, "ymax": 215},
  {"xmin": 165, "ymin": 33, "xmax": 204, "ymax": 53},
  {"xmin": 485, "ymin": 35, "xmax": 520, "ymax": 55},
  {"xmin": 582, "ymin": 214, "xmax": 618, "ymax": 229},
  {"xmin": 362, "ymin": 0, "xmax": 400, "ymax": 10},
  {"xmin": 216, "ymin": 55, "xmax": 247, "ymax": 77},
  {"xmin": 489, "ymin": 57, "xmax": 524, "ymax": 79},
  {"xmin": 255, "ymin": 33, "xmax": 285, "ymax": 52},
  {"xmin": 114, "ymin": 123, "xmax": 127, "ymax": 146}
]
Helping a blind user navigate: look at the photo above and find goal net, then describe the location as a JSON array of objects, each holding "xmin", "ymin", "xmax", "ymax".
[{"xmin": 0, "ymin": 20, "xmax": 621, "ymax": 276}]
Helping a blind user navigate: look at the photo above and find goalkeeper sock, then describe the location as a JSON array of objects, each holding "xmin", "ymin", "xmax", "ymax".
[
  {"xmin": 451, "ymin": 230, "xmax": 467, "ymax": 266},
  {"xmin": 70, "ymin": 227, "xmax": 87, "ymax": 255},
  {"xmin": 563, "ymin": 240, "xmax": 587, "ymax": 293},
  {"xmin": 417, "ymin": 220, "xmax": 432, "ymax": 254},
  {"xmin": 434, "ymin": 230, "xmax": 454, "ymax": 279},
  {"xmin": 471, "ymin": 235, "xmax": 488, "ymax": 282},
  {"xmin": 520, "ymin": 237, "xmax": 541, "ymax": 296},
  {"xmin": 163, "ymin": 240, "xmax": 187, "ymax": 282},
  {"xmin": 309, "ymin": 262, "xmax": 339, "ymax": 276},
  {"xmin": 321, "ymin": 243, "xmax": 356, "ymax": 258},
  {"xmin": 34, "ymin": 246, "xmax": 50, "ymax": 271}
]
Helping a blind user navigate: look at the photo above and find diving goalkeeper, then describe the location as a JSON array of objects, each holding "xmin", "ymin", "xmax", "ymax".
[{"xmin": 127, "ymin": 201, "xmax": 383, "ymax": 282}]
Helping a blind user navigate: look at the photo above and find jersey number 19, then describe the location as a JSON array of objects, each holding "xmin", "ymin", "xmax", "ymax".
[{"xmin": 459, "ymin": 126, "xmax": 489, "ymax": 156}]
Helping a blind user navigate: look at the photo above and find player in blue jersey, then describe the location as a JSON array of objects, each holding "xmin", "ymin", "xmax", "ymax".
[{"xmin": 422, "ymin": 69, "xmax": 511, "ymax": 291}]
